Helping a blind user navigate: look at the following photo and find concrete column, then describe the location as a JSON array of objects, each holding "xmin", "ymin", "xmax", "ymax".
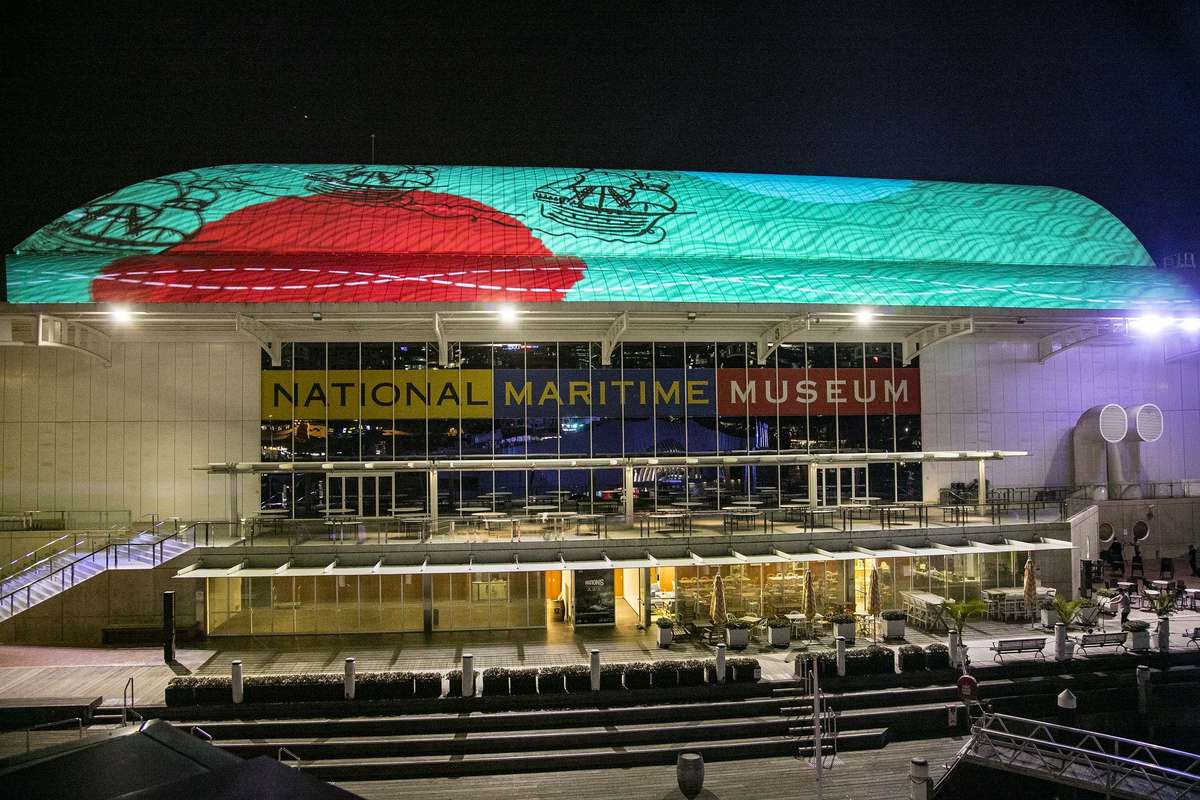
[
  {"xmin": 641, "ymin": 567, "xmax": 652, "ymax": 629},
  {"xmin": 807, "ymin": 463, "xmax": 819, "ymax": 508},
  {"xmin": 909, "ymin": 758, "xmax": 930, "ymax": 800},
  {"xmin": 977, "ymin": 459, "xmax": 987, "ymax": 512},
  {"xmin": 1157, "ymin": 616, "xmax": 1170, "ymax": 655},
  {"xmin": 461, "ymin": 654, "xmax": 474, "ymax": 697},
  {"xmin": 623, "ymin": 466, "xmax": 635, "ymax": 523},
  {"xmin": 344, "ymin": 657, "xmax": 356, "ymax": 700},
  {"xmin": 949, "ymin": 630, "xmax": 961, "ymax": 668},
  {"xmin": 228, "ymin": 473, "xmax": 240, "ymax": 526},
  {"xmin": 1054, "ymin": 622, "xmax": 1069, "ymax": 661},
  {"xmin": 590, "ymin": 649, "xmax": 601, "ymax": 691},
  {"xmin": 231, "ymin": 660, "xmax": 243, "ymax": 704},
  {"xmin": 1136, "ymin": 664, "xmax": 1151, "ymax": 715},
  {"xmin": 422, "ymin": 574, "xmax": 433, "ymax": 633},
  {"xmin": 427, "ymin": 469, "xmax": 439, "ymax": 528},
  {"xmin": 836, "ymin": 636, "xmax": 847, "ymax": 676},
  {"xmin": 715, "ymin": 644, "xmax": 726, "ymax": 684}
]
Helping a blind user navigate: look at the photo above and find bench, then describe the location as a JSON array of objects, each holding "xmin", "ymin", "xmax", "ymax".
[
  {"xmin": 1075, "ymin": 631, "xmax": 1128, "ymax": 654},
  {"xmin": 989, "ymin": 637, "xmax": 1047, "ymax": 662},
  {"xmin": 102, "ymin": 622, "xmax": 202, "ymax": 645}
]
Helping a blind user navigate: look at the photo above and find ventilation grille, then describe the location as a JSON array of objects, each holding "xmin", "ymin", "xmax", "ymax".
[
  {"xmin": 1132, "ymin": 404, "xmax": 1164, "ymax": 443},
  {"xmin": 1098, "ymin": 404, "xmax": 1128, "ymax": 443}
]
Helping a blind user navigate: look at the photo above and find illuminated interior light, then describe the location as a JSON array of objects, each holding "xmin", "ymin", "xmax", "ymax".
[
  {"xmin": 1129, "ymin": 314, "xmax": 1169, "ymax": 334},
  {"xmin": 497, "ymin": 304, "xmax": 519, "ymax": 324},
  {"xmin": 110, "ymin": 306, "xmax": 134, "ymax": 324},
  {"xmin": 855, "ymin": 309, "xmax": 875, "ymax": 325}
]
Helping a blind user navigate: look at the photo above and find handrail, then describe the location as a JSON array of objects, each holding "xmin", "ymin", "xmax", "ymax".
[
  {"xmin": 278, "ymin": 746, "xmax": 302, "ymax": 769},
  {"xmin": 24, "ymin": 717, "xmax": 83, "ymax": 752},
  {"xmin": 1, "ymin": 531, "xmax": 77, "ymax": 577},
  {"xmin": 122, "ymin": 677, "xmax": 138, "ymax": 727},
  {"xmin": 189, "ymin": 725, "xmax": 213, "ymax": 742}
]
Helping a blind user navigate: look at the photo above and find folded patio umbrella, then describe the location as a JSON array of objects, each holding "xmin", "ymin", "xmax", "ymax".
[
  {"xmin": 868, "ymin": 567, "xmax": 882, "ymax": 643},
  {"xmin": 1023, "ymin": 556, "xmax": 1038, "ymax": 628},
  {"xmin": 710, "ymin": 574, "xmax": 728, "ymax": 627}
]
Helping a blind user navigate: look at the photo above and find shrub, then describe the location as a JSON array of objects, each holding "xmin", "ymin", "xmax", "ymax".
[
  {"xmin": 448, "ymin": 669, "xmax": 478, "ymax": 697},
  {"xmin": 244, "ymin": 673, "xmax": 341, "ymax": 704},
  {"xmin": 413, "ymin": 671, "xmax": 443, "ymax": 698},
  {"xmin": 599, "ymin": 663, "xmax": 624, "ymax": 691},
  {"xmin": 1095, "ymin": 588, "xmax": 1116, "ymax": 598},
  {"xmin": 814, "ymin": 651, "xmax": 839, "ymax": 678},
  {"xmin": 357, "ymin": 671, "xmax": 415, "ymax": 701},
  {"xmin": 829, "ymin": 612, "xmax": 856, "ymax": 625},
  {"xmin": 1123, "ymin": 620, "xmax": 1151, "ymax": 632},
  {"xmin": 766, "ymin": 615, "xmax": 790, "ymax": 628},
  {"xmin": 482, "ymin": 667, "xmax": 510, "ymax": 696},
  {"xmin": 624, "ymin": 662, "xmax": 652, "ymax": 690},
  {"xmin": 654, "ymin": 616, "xmax": 674, "ymax": 628},
  {"xmin": 563, "ymin": 663, "xmax": 591, "ymax": 692},
  {"xmin": 537, "ymin": 666, "xmax": 566, "ymax": 694},
  {"xmin": 677, "ymin": 659, "xmax": 706, "ymax": 687},
  {"xmin": 164, "ymin": 676, "xmax": 197, "ymax": 706},
  {"xmin": 925, "ymin": 643, "xmax": 950, "ymax": 670},
  {"xmin": 193, "ymin": 675, "xmax": 232, "ymax": 705},
  {"xmin": 509, "ymin": 667, "xmax": 538, "ymax": 695},
  {"xmin": 1038, "ymin": 599, "xmax": 1056, "ymax": 611},
  {"xmin": 650, "ymin": 661, "xmax": 679, "ymax": 688},
  {"xmin": 898, "ymin": 644, "xmax": 927, "ymax": 672},
  {"xmin": 725, "ymin": 618, "xmax": 753, "ymax": 630},
  {"xmin": 728, "ymin": 657, "xmax": 760, "ymax": 682},
  {"xmin": 880, "ymin": 609, "xmax": 907, "ymax": 621},
  {"xmin": 843, "ymin": 647, "xmax": 892, "ymax": 676}
]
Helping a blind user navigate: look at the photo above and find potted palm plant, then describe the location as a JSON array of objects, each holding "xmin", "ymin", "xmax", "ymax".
[
  {"xmin": 655, "ymin": 616, "xmax": 674, "ymax": 648},
  {"xmin": 1124, "ymin": 619, "xmax": 1151, "ymax": 651},
  {"xmin": 880, "ymin": 609, "xmax": 906, "ymax": 640},
  {"xmin": 1039, "ymin": 598, "xmax": 1060, "ymax": 628},
  {"xmin": 725, "ymin": 618, "xmax": 752, "ymax": 649},
  {"xmin": 829, "ymin": 611, "xmax": 857, "ymax": 645},
  {"xmin": 766, "ymin": 615, "xmax": 791, "ymax": 648},
  {"xmin": 1051, "ymin": 596, "xmax": 1085, "ymax": 629},
  {"xmin": 942, "ymin": 599, "xmax": 987, "ymax": 666}
]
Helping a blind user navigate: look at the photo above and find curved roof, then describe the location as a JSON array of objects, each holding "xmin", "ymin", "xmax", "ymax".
[{"xmin": 5, "ymin": 163, "xmax": 1192, "ymax": 309}]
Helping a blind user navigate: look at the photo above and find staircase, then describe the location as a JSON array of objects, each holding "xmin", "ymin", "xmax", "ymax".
[
  {"xmin": 0, "ymin": 524, "xmax": 197, "ymax": 622},
  {"xmin": 179, "ymin": 694, "xmax": 891, "ymax": 781}
]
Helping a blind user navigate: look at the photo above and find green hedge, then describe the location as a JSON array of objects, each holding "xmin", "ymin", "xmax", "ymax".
[
  {"xmin": 925, "ymin": 643, "xmax": 950, "ymax": 670},
  {"xmin": 898, "ymin": 644, "xmax": 927, "ymax": 672}
]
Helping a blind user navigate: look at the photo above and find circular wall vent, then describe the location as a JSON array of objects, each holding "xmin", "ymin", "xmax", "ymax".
[
  {"xmin": 1098, "ymin": 522, "xmax": 1114, "ymax": 543},
  {"xmin": 1126, "ymin": 404, "xmax": 1164, "ymax": 443},
  {"xmin": 1132, "ymin": 520, "xmax": 1150, "ymax": 542},
  {"xmin": 1097, "ymin": 404, "xmax": 1128, "ymax": 443}
]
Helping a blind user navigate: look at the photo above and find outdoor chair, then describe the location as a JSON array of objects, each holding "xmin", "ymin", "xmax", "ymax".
[{"xmin": 1159, "ymin": 558, "xmax": 1174, "ymax": 580}]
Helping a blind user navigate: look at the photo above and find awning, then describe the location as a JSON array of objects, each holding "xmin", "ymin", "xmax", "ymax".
[{"xmin": 1006, "ymin": 537, "xmax": 1075, "ymax": 552}]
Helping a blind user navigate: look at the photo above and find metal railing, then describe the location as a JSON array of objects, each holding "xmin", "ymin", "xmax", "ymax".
[
  {"xmin": 278, "ymin": 746, "xmax": 302, "ymax": 769},
  {"xmin": 23, "ymin": 717, "xmax": 83, "ymax": 753},
  {"xmin": 958, "ymin": 712, "xmax": 1200, "ymax": 800},
  {"xmin": 0, "ymin": 523, "xmax": 200, "ymax": 621},
  {"xmin": 121, "ymin": 677, "xmax": 143, "ymax": 727},
  {"xmin": 189, "ymin": 725, "xmax": 213, "ymax": 742}
]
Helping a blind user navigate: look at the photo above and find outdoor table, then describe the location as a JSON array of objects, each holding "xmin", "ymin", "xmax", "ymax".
[
  {"xmin": 671, "ymin": 501, "xmax": 705, "ymax": 508},
  {"xmin": 396, "ymin": 515, "xmax": 431, "ymax": 541},
  {"xmin": 729, "ymin": 500, "xmax": 763, "ymax": 507},
  {"xmin": 896, "ymin": 502, "xmax": 930, "ymax": 528},
  {"xmin": 641, "ymin": 512, "xmax": 690, "ymax": 536},
  {"xmin": 877, "ymin": 504, "xmax": 909, "ymax": 529},
  {"xmin": 390, "ymin": 506, "xmax": 423, "ymax": 515},
  {"xmin": 1116, "ymin": 581, "xmax": 1135, "ymax": 592},
  {"xmin": 939, "ymin": 505, "xmax": 970, "ymax": 525},
  {"xmin": 481, "ymin": 515, "xmax": 521, "ymax": 541},
  {"xmin": 722, "ymin": 508, "xmax": 762, "ymax": 534},
  {"xmin": 540, "ymin": 511, "xmax": 578, "ymax": 540},
  {"xmin": 799, "ymin": 506, "xmax": 839, "ymax": 532},
  {"xmin": 575, "ymin": 513, "xmax": 608, "ymax": 537},
  {"xmin": 1150, "ymin": 579, "xmax": 1171, "ymax": 590}
]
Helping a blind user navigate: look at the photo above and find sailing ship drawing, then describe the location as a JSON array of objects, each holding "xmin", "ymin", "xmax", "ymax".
[
  {"xmin": 305, "ymin": 165, "xmax": 437, "ymax": 200},
  {"xmin": 533, "ymin": 169, "xmax": 678, "ymax": 240}
]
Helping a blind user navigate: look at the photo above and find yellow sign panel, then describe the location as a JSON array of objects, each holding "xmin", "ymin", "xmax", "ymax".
[{"xmin": 262, "ymin": 370, "xmax": 493, "ymax": 420}]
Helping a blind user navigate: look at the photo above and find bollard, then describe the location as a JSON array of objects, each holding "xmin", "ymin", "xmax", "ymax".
[
  {"xmin": 716, "ymin": 644, "xmax": 727, "ymax": 684},
  {"xmin": 590, "ymin": 649, "xmax": 600, "ymax": 692},
  {"xmin": 231, "ymin": 660, "xmax": 243, "ymax": 704},
  {"xmin": 1157, "ymin": 616, "xmax": 1170, "ymax": 655},
  {"xmin": 461, "ymin": 653, "xmax": 474, "ymax": 697},
  {"xmin": 909, "ymin": 757, "xmax": 930, "ymax": 800},
  {"xmin": 1054, "ymin": 622, "xmax": 1069, "ymax": 661},
  {"xmin": 1057, "ymin": 689, "xmax": 1077, "ymax": 726},
  {"xmin": 1137, "ymin": 664, "xmax": 1151, "ymax": 715},
  {"xmin": 836, "ymin": 635, "xmax": 846, "ymax": 677},
  {"xmin": 676, "ymin": 752, "xmax": 705, "ymax": 800},
  {"xmin": 948, "ymin": 630, "xmax": 961, "ymax": 668},
  {"xmin": 344, "ymin": 657, "xmax": 356, "ymax": 700}
]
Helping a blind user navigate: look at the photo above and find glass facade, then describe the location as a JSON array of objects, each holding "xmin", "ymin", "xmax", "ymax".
[{"xmin": 259, "ymin": 340, "xmax": 922, "ymax": 516}]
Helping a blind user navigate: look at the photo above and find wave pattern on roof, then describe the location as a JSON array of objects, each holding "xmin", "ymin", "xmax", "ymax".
[{"xmin": 7, "ymin": 163, "xmax": 1191, "ymax": 310}]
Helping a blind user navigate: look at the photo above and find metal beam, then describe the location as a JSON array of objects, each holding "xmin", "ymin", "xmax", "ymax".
[
  {"xmin": 433, "ymin": 312, "xmax": 451, "ymax": 367},
  {"xmin": 0, "ymin": 314, "xmax": 113, "ymax": 366},
  {"xmin": 1037, "ymin": 321, "xmax": 1125, "ymax": 363},
  {"xmin": 235, "ymin": 314, "xmax": 282, "ymax": 367},
  {"xmin": 901, "ymin": 317, "xmax": 974, "ymax": 365},
  {"xmin": 600, "ymin": 312, "xmax": 628, "ymax": 366},
  {"xmin": 755, "ymin": 314, "xmax": 813, "ymax": 365}
]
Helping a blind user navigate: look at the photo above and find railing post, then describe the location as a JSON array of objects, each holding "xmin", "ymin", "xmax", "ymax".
[
  {"xmin": 344, "ymin": 657, "xmax": 356, "ymax": 700},
  {"xmin": 949, "ymin": 630, "xmax": 961, "ymax": 668},
  {"xmin": 590, "ymin": 648, "xmax": 601, "ymax": 691},
  {"xmin": 715, "ymin": 643, "xmax": 726, "ymax": 684},
  {"xmin": 461, "ymin": 653, "xmax": 474, "ymax": 697}
]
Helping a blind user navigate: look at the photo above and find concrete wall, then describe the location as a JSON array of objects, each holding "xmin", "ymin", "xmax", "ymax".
[
  {"xmin": 1066, "ymin": 496, "xmax": 1200, "ymax": 561},
  {"xmin": 0, "ymin": 339, "xmax": 260, "ymax": 521},
  {"xmin": 921, "ymin": 334, "xmax": 1200, "ymax": 494},
  {"xmin": 0, "ymin": 561, "xmax": 202, "ymax": 646}
]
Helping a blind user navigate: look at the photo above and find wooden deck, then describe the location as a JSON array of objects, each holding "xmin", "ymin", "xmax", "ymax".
[{"xmin": 336, "ymin": 735, "xmax": 969, "ymax": 799}]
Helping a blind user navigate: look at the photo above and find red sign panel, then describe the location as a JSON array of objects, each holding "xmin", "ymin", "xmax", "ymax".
[{"xmin": 715, "ymin": 368, "xmax": 921, "ymax": 415}]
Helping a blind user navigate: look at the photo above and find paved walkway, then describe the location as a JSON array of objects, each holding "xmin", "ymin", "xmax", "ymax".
[{"xmin": 338, "ymin": 735, "xmax": 970, "ymax": 799}]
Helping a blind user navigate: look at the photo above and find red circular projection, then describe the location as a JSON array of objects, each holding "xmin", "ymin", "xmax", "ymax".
[{"xmin": 91, "ymin": 191, "xmax": 585, "ymax": 303}]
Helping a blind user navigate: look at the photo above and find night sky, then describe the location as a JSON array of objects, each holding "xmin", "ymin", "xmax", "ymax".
[{"xmin": 4, "ymin": 3, "xmax": 1198, "ymax": 292}]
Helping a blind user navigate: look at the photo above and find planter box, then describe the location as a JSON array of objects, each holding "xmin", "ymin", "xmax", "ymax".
[
  {"xmin": 358, "ymin": 677, "xmax": 414, "ymax": 701},
  {"xmin": 834, "ymin": 622, "xmax": 856, "ymax": 644},
  {"xmin": 624, "ymin": 669, "xmax": 651, "ymax": 690},
  {"xmin": 482, "ymin": 673, "xmax": 510, "ymax": 696},
  {"xmin": 883, "ymin": 619, "xmax": 906, "ymax": 640},
  {"xmin": 656, "ymin": 627, "xmax": 674, "ymax": 648},
  {"xmin": 448, "ymin": 671, "xmax": 477, "ymax": 697},
  {"xmin": 678, "ymin": 665, "xmax": 705, "ymax": 687},
  {"xmin": 1130, "ymin": 630, "xmax": 1151, "ymax": 651},
  {"xmin": 651, "ymin": 666, "xmax": 679, "ymax": 688},
  {"xmin": 510, "ymin": 671, "xmax": 539, "ymax": 695},
  {"xmin": 768, "ymin": 626, "xmax": 790, "ymax": 648},
  {"xmin": 726, "ymin": 628, "xmax": 750, "ymax": 649},
  {"xmin": 164, "ymin": 684, "xmax": 194, "ymax": 706},
  {"xmin": 599, "ymin": 670, "xmax": 624, "ymax": 691},
  {"xmin": 1041, "ymin": 609, "xmax": 1060, "ymax": 628},
  {"xmin": 564, "ymin": 671, "xmax": 591, "ymax": 693},
  {"xmin": 537, "ymin": 672, "xmax": 566, "ymax": 694},
  {"xmin": 731, "ymin": 663, "xmax": 761, "ymax": 682}
]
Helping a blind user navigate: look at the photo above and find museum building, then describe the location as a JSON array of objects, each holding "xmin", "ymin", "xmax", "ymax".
[{"xmin": 1, "ymin": 164, "xmax": 1197, "ymax": 642}]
